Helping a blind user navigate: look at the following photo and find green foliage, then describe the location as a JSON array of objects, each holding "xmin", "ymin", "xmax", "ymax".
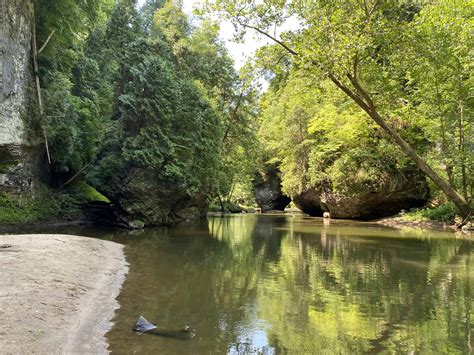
[
  {"xmin": 120, "ymin": 52, "xmax": 222, "ymax": 191},
  {"xmin": 400, "ymin": 1, "xmax": 474, "ymax": 200},
  {"xmin": 86, "ymin": 1, "xmax": 225, "ymax": 197},
  {"xmin": 150, "ymin": 1, "xmax": 259, "ymax": 204},
  {"xmin": 258, "ymin": 73, "xmax": 413, "ymax": 198},
  {"xmin": 0, "ymin": 189, "xmax": 78, "ymax": 224},
  {"xmin": 400, "ymin": 203, "xmax": 458, "ymax": 223},
  {"xmin": 34, "ymin": 0, "xmax": 113, "ymax": 73},
  {"xmin": 34, "ymin": 0, "xmax": 114, "ymax": 177},
  {"xmin": 31, "ymin": 0, "xmax": 254, "ymax": 216},
  {"xmin": 205, "ymin": 0, "xmax": 473, "ymax": 212},
  {"xmin": 80, "ymin": 0, "xmax": 257, "ymax": 212}
]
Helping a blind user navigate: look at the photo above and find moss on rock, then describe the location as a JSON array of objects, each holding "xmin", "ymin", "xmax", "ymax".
[{"xmin": 0, "ymin": 182, "xmax": 111, "ymax": 224}]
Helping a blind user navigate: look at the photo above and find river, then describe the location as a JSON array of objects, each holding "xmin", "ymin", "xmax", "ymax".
[{"xmin": 14, "ymin": 213, "xmax": 474, "ymax": 353}]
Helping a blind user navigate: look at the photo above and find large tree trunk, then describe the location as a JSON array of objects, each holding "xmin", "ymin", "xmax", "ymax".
[{"xmin": 368, "ymin": 108, "xmax": 471, "ymax": 218}]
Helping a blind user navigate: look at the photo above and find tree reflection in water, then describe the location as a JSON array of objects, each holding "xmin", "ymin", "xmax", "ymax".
[{"xmin": 102, "ymin": 214, "xmax": 472, "ymax": 354}]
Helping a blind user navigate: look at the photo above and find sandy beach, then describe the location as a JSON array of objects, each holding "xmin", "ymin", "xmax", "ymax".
[{"xmin": 0, "ymin": 234, "xmax": 128, "ymax": 354}]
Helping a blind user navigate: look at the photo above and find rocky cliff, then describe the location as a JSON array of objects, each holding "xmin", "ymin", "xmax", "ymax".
[
  {"xmin": 253, "ymin": 165, "xmax": 291, "ymax": 212},
  {"xmin": 0, "ymin": 0, "xmax": 40, "ymax": 193},
  {"xmin": 102, "ymin": 167, "xmax": 209, "ymax": 227},
  {"xmin": 293, "ymin": 167, "xmax": 429, "ymax": 220}
]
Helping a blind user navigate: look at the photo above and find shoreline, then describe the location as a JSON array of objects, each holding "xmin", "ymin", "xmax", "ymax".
[
  {"xmin": 0, "ymin": 218, "xmax": 130, "ymax": 235},
  {"xmin": 373, "ymin": 215, "xmax": 461, "ymax": 231},
  {"xmin": 208, "ymin": 211, "xmax": 467, "ymax": 232},
  {"xmin": 0, "ymin": 234, "xmax": 128, "ymax": 354},
  {"xmin": 0, "ymin": 211, "xmax": 469, "ymax": 235}
]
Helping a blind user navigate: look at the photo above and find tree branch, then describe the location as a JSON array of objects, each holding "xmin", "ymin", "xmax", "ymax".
[
  {"xmin": 234, "ymin": 18, "xmax": 299, "ymax": 56},
  {"xmin": 58, "ymin": 160, "xmax": 95, "ymax": 189},
  {"xmin": 37, "ymin": 29, "xmax": 55, "ymax": 55},
  {"xmin": 275, "ymin": 51, "xmax": 289, "ymax": 66},
  {"xmin": 346, "ymin": 72, "xmax": 375, "ymax": 110},
  {"xmin": 32, "ymin": 12, "xmax": 51, "ymax": 165},
  {"xmin": 328, "ymin": 73, "xmax": 371, "ymax": 113}
]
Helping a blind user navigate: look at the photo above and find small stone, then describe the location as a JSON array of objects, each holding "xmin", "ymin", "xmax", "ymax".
[{"xmin": 128, "ymin": 220, "xmax": 145, "ymax": 229}]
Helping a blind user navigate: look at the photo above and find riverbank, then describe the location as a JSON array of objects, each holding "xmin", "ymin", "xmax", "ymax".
[
  {"xmin": 0, "ymin": 234, "xmax": 128, "ymax": 353},
  {"xmin": 375, "ymin": 215, "xmax": 448, "ymax": 228},
  {"xmin": 375, "ymin": 215, "xmax": 473, "ymax": 232}
]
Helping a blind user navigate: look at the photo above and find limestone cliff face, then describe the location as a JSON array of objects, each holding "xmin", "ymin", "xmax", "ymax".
[
  {"xmin": 0, "ymin": 0, "xmax": 40, "ymax": 192},
  {"xmin": 293, "ymin": 167, "xmax": 429, "ymax": 220},
  {"xmin": 252, "ymin": 165, "xmax": 291, "ymax": 212},
  {"xmin": 99, "ymin": 167, "xmax": 209, "ymax": 226}
]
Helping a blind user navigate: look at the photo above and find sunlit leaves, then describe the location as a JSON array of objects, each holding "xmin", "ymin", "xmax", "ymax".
[{"xmin": 205, "ymin": 0, "xmax": 473, "ymax": 205}]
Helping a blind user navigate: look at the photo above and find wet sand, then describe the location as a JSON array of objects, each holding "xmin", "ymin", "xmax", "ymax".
[{"xmin": 0, "ymin": 234, "xmax": 128, "ymax": 354}]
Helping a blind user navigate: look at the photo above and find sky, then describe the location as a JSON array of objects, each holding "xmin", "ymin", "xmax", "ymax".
[{"xmin": 137, "ymin": 0, "xmax": 276, "ymax": 69}]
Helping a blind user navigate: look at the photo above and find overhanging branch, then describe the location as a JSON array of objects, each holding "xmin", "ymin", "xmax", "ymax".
[
  {"xmin": 37, "ymin": 29, "xmax": 55, "ymax": 55},
  {"xmin": 234, "ymin": 18, "xmax": 299, "ymax": 56}
]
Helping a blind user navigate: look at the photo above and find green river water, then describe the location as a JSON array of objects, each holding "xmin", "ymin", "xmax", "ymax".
[{"xmin": 20, "ymin": 214, "xmax": 474, "ymax": 353}]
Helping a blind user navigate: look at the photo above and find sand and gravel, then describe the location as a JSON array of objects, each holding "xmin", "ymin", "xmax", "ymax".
[{"xmin": 0, "ymin": 234, "xmax": 128, "ymax": 354}]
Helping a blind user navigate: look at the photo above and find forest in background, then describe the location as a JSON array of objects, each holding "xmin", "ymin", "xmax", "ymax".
[
  {"xmin": 213, "ymin": 0, "xmax": 472, "ymax": 222},
  {"xmin": 0, "ymin": 0, "xmax": 472, "ymax": 226}
]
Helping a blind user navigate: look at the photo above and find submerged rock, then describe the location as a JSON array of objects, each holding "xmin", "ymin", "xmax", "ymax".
[
  {"xmin": 252, "ymin": 166, "xmax": 291, "ymax": 212},
  {"xmin": 128, "ymin": 220, "xmax": 145, "ymax": 229},
  {"xmin": 293, "ymin": 168, "xmax": 429, "ymax": 220}
]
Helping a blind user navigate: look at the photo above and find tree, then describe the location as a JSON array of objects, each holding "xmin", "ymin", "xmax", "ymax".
[
  {"xmin": 87, "ymin": 0, "xmax": 224, "ymax": 199},
  {"xmin": 154, "ymin": 1, "xmax": 260, "ymax": 210},
  {"xmin": 33, "ymin": 0, "xmax": 113, "ymax": 179},
  {"xmin": 401, "ymin": 2, "xmax": 473, "ymax": 202},
  {"xmin": 203, "ymin": 0, "xmax": 472, "ymax": 220}
]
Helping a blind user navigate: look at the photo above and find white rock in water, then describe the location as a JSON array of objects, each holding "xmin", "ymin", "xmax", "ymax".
[
  {"xmin": 461, "ymin": 223, "xmax": 472, "ymax": 233},
  {"xmin": 323, "ymin": 212, "xmax": 330, "ymax": 218}
]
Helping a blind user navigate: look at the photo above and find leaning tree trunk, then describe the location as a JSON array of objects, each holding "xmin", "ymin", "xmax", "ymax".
[
  {"xmin": 239, "ymin": 24, "xmax": 472, "ymax": 220},
  {"xmin": 368, "ymin": 107, "xmax": 471, "ymax": 218},
  {"xmin": 329, "ymin": 73, "xmax": 472, "ymax": 220}
]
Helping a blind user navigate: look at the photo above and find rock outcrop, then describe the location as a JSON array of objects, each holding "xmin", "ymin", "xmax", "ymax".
[
  {"xmin": 293, "ymin": 168, "xmax": 429, "ymax": 220},
  {"xmin": 292, "ymin": 188, "xmax": 324, "ymax": 216},
  {"xmin": 98, "ymin": 167, "xmax": 208, "ymax": 226},
  {"xmin": 253, "ymin": 165, "xmax": 291, "ymax": 212},
  {"xmin": 0, "ymin": 0, "xmax": 41, "ymax": 193}
]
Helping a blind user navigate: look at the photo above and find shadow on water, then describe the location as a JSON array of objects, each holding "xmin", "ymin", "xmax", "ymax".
[{"xmin": 6, "ymin": 214, "xmax": 473, "ymax": 353}]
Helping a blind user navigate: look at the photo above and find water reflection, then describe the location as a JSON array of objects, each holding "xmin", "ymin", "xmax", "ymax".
[
  {"xmin": 100, "ymin": 214, "xmax": 473, "ymax": 354},
  {"xmin": 8, "ymin": 215, "xmax": 471, "ymax": 353}
]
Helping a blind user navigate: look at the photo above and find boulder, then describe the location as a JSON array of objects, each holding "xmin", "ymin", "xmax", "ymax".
[
  {"xmin": 293, "ymin": 168, "xmax": 429, "ymax": 220},
  {"xmin": 99, "ymin": 167, "xmax": 208, "ymax": 226},
  {"xmin": 292, "ymin": 188, "xmax": 324, "ymax": 216},
  {"xmin": 252, "ymin": 166, "xmax": 291, "ymax": 212}
]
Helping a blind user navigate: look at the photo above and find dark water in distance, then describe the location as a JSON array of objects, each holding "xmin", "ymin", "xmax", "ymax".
[{"xmin": 9, "ymin": 214, "xmax": 473, "ymax": 353}]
